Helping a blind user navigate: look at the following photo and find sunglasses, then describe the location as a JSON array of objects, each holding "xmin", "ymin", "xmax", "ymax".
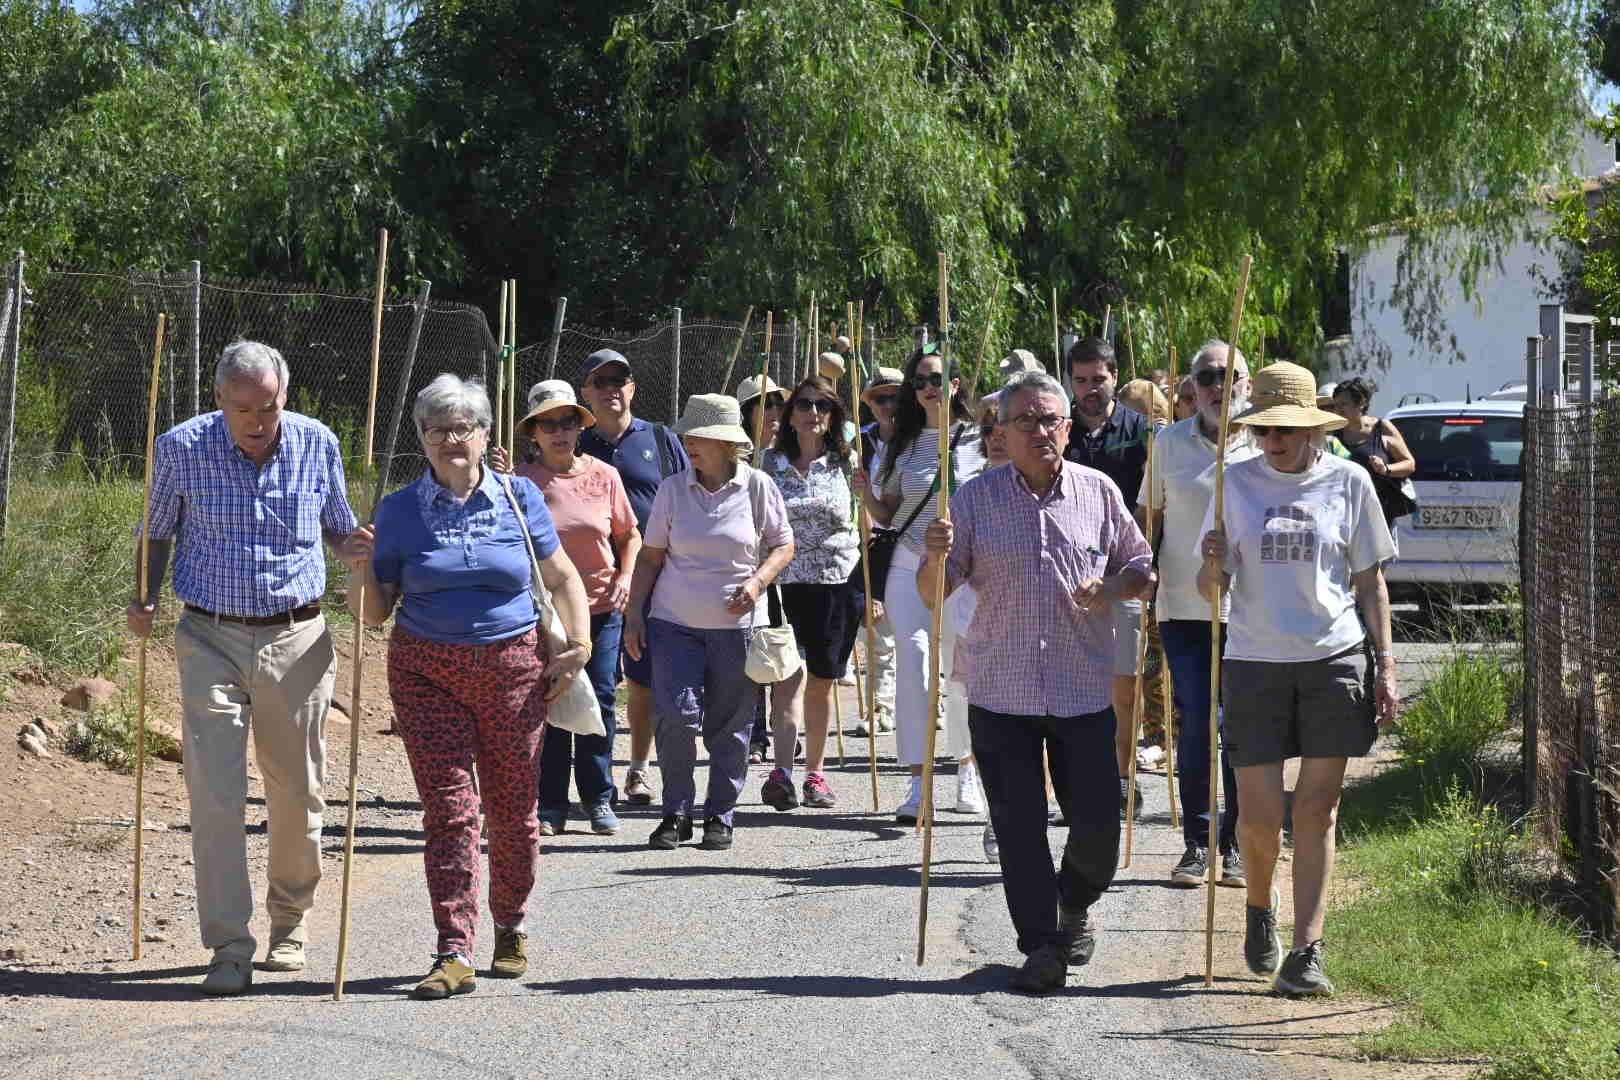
[
  {"xmin": 1247, "ymin": 424, "xmax": 1303, "ymax": 437},
  {"xmin": 587, "ymin": 374, "xmax": 630, "ymax": 390},
  {"xmin": 534, "ymin": 414, "xmax": 583, "ymax": 434},
  {"xmin": 912, "ymin": 372, "xmax": 945, "ymax": 389},
  {"xmin": 1193, "ymin": 368, "xmax": 1234, "ymax": 388},
  {"xmin": 793, "ymin": 397, "xmax": 835, "ymax": 414},
  {"xmin": 870, "ymin": 392, "xmax": 898, "ymax": 408}
]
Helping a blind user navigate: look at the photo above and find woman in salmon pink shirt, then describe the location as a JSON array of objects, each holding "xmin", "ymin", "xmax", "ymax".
[{"xmin": 515, "ymin": 381, "xmax": 641, "ymax": 836}]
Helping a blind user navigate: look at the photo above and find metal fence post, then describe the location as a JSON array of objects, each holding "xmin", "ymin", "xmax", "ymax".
[
  {"xmin": 1539, "ymin": 304, "xmax": 1565, "ymax": 403},
  {"xmin": 0, "ymin": 252, "xmax": 24, "ymax": 542},
  {"xmin": 1579, "ymin": 321, "xmax": 1600, "ymax": 912},
  {"xmin": 1522, "ymin": 335, "xmax": 1540, "ymax": 819},
  {"xmin": 546, "ymin": 296, "xmax": 567, "ymax": 380},
  {"xmin": 190, "ymin": 260, "xmax": 202, "ymax": 416},
  {"xmin": 671, "ymin": 307, "xmax": 682, "ymax": 424},
  {"xmin": 375, "ymin": 281, "xmax": 432, "ymax": 508}
]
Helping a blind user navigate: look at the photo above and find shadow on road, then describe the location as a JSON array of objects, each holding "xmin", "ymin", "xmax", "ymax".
[{"xmin": 0, "ymin": 964, "xmax": 415, "ymax": 1003}]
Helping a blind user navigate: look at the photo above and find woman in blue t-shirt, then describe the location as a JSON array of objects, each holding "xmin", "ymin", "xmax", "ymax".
[{"xmin": 342, "ymin": 374, "xmax": 591, "ymax": 1001}]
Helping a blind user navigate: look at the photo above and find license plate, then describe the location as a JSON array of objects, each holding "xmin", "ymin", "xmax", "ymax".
[{"xmin": 1416, "ymin": 505, "xmax": 1502, "ymax": 530}]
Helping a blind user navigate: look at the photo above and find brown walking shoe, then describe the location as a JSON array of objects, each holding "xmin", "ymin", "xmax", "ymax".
[
  {"xmin": 413, "ymin": 955, "xmax": 477, "ymax": 1000},
  {"xmin": 489, "ymin": 928, "xmax": 527, "ymax": 978}
]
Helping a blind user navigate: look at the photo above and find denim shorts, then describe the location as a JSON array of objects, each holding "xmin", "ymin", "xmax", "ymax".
[{"xmin": 1221, "ymin": 643, "xmax": 1377, "ymax": 767}]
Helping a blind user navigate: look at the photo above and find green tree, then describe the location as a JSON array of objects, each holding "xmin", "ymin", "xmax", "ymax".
[{"xmin": 0, "ymin": 1, "xmax": 121, "ymax": 193}]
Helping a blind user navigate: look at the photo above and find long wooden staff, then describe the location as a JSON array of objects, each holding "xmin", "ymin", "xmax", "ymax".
[
  {"xmin": 851, "ymin": 304, "xmax": 881, "ymax": 811},
  {"xmin": 753, "ymin": 312, "xmax": 772, "ymax": 463},
  {"xmin": 1205, "ymin": 255, "xmax": 1252, "ymax": 988},
  {"xmin": 507, "ymin": 279, "xmax": 519, "ymax": 460},
  {"xmin": 364, "ymin": 230, "xmax": 388, "ymax": 463},
  {"xmin": 918, "ymin": 252, "xmax": 951, "ymax": 966},
  {"xmin": 1101, "ymin": 303, "xmax": 1112, "ymax": 341},
  {"xmin": 1123, "ymin": 297, "xmax": 1145, "ymax": 863},
  {"xmin": 719, "ymin": 306, "xmax": 754, "ymax": 394},
  {"xmin": 334, "ymin": 227, "xmax": 389, "ymax": 1001},
  {"xmin": 132, "ymin": 311, "xmax": 168, "ymax": 961},
  {"xmin": 1162, "ymin": 313, "xmax": 1180, "ymax": 830},
  {"xmin": 1050, "ymin": 287, "xmax": 1061, "ymax": 375},
  {"xmin": 494, "ymin": 281, "xmax": 509, "ymax": 450}
]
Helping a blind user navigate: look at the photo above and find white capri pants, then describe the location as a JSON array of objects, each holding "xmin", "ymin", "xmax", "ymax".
[{"xmin": 886, "ymin": 547, "xmax": 971, "ymax": 766}]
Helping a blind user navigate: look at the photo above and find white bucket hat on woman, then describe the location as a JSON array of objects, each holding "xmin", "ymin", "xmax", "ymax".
[
  {"xmin": 521, "ymin": 379, "xmax": 595, "ymax": 429},
  {"xmin": 1231, "ymin": 362, "xmax": 1347, "ymax": 431},
  {"xmin": 734, "ymin": 374, "xmax": 785, "ymax": 407},
  {"xmin": 674, "ymin": 394, "xmax": 754, "ymax": 446}
]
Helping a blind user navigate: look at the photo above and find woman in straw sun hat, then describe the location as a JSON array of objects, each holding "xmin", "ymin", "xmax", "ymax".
[
  {"xmin": 1196, "ymin": 360, "xmax": 1397, "ymax": 999},
  {"xmin": 736, "ymin": 373, "xmax": 787, "ymax": 453},
  {"xmin": 623, "ymin": 394, "xmax": 795, "ymax": 852},
  {"xmin": 510, "ymin": 381, "xmax": 641, "ymax": 838}
]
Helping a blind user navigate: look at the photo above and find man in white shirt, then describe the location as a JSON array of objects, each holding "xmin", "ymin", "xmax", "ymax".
[{"xmin": 1144, "ymin": 339, "xmax": 1258, "ymax": 889}]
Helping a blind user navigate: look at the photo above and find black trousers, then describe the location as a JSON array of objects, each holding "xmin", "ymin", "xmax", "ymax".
[{"xmin": 969, "ymin": 704, "xmax": 1121, "ymax": 955}]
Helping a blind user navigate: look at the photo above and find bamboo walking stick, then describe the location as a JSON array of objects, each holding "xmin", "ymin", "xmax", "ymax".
[
  {"xmin": 334, "ymin": 228, "xmax": 389, "ymax": 1001},
  {"xmin": 494, "ymin": 281, "xmax": 508, "ymax": 451},
  {"xmin": 1163, "ymin": 326, "xmax": 1180, "ymax": 830},
  {"xmin": 719, "ymin": 306, "xmax": 754, "ymax": 394},
  {"xmin": 918, "ymin": 253, "xmax": 952, "ymax": 966},
  {"xmin": 1122, "ymin": 297, "xmax": 1144, "ymax": 862},
  {"xmin": 852, "ymin": 305, "xmax": 881, "ymax": 812},
  {"xmin": 132, "ymin": 311, "xmax": 167, "ymax": 962},
  {"xmin": 364, "ymin": 229, "xmax": 388, "ymax": 464},
  {"xmin": 1101, "ymin": 303, "xmax": 1112, "ymax": 341},
  {"xmin": 1205, "ymin": 255, "xmax": 1252, "ymax": 988},
  {"xmin": 507, "ymin": 279, "xmax": 519, "ymax": 461},
  {"xmin": 1051, "ymin": 287, "xmax": 1062, "ymax": 375},
  {"xmin": 753, "ymin": 312, "xmax": 772, "ymax": 464}
]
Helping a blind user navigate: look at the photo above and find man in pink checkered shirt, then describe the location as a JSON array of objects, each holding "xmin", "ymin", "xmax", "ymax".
[{"xmin": 921, "ymin": 369, "xmax": 1153, "ymax": 994}]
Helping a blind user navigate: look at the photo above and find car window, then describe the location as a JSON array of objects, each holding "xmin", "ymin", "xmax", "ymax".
[{"xmin": 1389, "ymin": 415, "xmax": 1523, "ymax": 482}]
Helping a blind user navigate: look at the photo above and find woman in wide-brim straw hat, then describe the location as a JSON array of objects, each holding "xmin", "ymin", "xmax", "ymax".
[
  {"xmin": 622, "ymin": 394, "xmax": 795, "ymax": 851},
  {"xmin": 735, "ymin": 374, "xmax": 787, "ymax": 451},
  {"xmin": 511, "ymin": 381, "xmax": 641, "ymax": 838},
  {"xmin": 1195, "ymin": 360, "xmax": 1398, "ymax": 999}
]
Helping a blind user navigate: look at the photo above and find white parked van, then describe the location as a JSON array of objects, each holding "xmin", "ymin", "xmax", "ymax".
[{"xmin": 1382, "ymin": 399, "xmax": 1524, "ymax": 602}]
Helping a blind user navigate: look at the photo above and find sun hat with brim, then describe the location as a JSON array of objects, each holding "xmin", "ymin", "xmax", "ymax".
[
  {"xmin": 860, "ymin": 366, "xmax": 905, "ymax": 406},
  {"xmin": 817, "ymin": 351, "xmax": 847, "ymax": 378},
  {"xmin": 734, "ymin": 374, "xmax": 786, "ymax": 407},
  {"xmin": 674, "ymin": 394, "xmax": 754, "ymax": 446},
  {"xmin": 521, "ymin": 379, "xmax": 595, "ymax": 429},
  {"xmin": 1231, "ymin": 362, "xmax": 1347, "ymax": 431},
  {"xmin": 999, "ymin": 348, "xmax": 1042, "ymax": 377}
]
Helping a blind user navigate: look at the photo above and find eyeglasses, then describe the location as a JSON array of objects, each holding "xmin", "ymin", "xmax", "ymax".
[
  {"xmin": 870, "ymin": 392, "xmax": 898, "ymax": 408},
  {"xmin": 534, "ymin": 414, "xmax": 583, "ymax": 434},
  {"xmin": 912, "ymin": 372, "xmax": 945, "ymax": 389},
  {"xmin": 1247, "ymin": 424, "xmax": 1302, "ymax": 437},
  {"xmin": 586, "ymin": 374, "xmax": 630, "ymax": 391},
  {"xmin": 1009, "ymin": 413, "xmax": 1067, "ymax": 433},
  {"xmin": 423, "ymin": 424, "xmax": 481, "ymax": 446},
  {"xmin": 793, "ymin": 397, "xmax": 835, "ymax": 414}
]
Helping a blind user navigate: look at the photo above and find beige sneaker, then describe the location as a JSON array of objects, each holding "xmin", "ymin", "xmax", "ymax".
[
  {"xmin": 413, "ymin": 955, "xmax": 477, "ymax": 999},
  {"xmin": 257, "ymin": 938, "xmax": 305, "ymax": 972},
  {"xmin": 489, "ymin": 928, "xmax": 527, "ymax": 978},
  {"xmin": 200, "ymin": 953, "xmax": 253, "ymax": 996}
]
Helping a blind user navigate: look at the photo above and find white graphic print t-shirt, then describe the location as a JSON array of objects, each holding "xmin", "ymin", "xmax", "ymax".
[{"xmin": 1198, "ymin": 452, "xmax": 1394, "ymax": 663}]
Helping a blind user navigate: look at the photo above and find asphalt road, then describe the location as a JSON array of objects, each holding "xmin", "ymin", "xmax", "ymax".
[{"xmin": 0, "ymin": 634, "xmax": 1481, "ymax": 1080}]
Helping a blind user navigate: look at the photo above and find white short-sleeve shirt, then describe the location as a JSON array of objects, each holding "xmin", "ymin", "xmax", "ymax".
[{"xmin": 1147, "ymin": 416, "xmax": 1260, "ymax": 623}]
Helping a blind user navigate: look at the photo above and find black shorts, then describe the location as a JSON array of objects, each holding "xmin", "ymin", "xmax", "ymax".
[
  {"xmin": 1221, "ymin": 643, "xmax": 1377, "ymax": 767},
  {"xmin": 780, "ymin": 582, "xmax": 860, "ymax": 680}
]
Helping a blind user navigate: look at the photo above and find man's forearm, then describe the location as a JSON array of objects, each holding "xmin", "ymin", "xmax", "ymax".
[{"xmin": 133, "ymin": 539, "xmax": 173, "ymax": 606}]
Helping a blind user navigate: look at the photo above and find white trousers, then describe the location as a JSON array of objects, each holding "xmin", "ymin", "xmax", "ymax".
[{"xmin": 886, "ymin": 549, "xmax": 969, "ymax": 766}]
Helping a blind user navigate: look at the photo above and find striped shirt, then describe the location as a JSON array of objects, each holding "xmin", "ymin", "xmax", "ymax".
[
  {"xmin": 141, "ymin": 411, "xmax": 357, "ymax": 617},
  {"xmin": 875, "ymin": 423, "xmax": 986, "ymax": 555},
  {"xmin": 944, "ymin": 460, "xmax": 1153, "ymax": 717}
]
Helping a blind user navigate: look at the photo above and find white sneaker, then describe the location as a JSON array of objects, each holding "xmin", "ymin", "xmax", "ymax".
[
  {"xmin": 982, "ymin": 822, "xmax": 1000, "ymax": 863},
  {"xmin": 895, "ymin": 775, "xmax": 923, "ymax": 824},
  {"xmin": 953, "ymin": 761, "xmax": 985, "ymax": 815},
  {"xmin": 876, "ymin": 707, "xmax": 895, "ymax": 733}
]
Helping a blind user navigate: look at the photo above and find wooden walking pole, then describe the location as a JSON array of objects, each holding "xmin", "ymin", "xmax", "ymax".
[
  {"xmin": 719, "ymin": 306, "xmax": 754, "ymax": 393},
  {"xmin": 753, "ymin": 312, "xmax": 772, "ymax": 464},
  {"xmin": 507, "ymin": 279, "xmax": 519, "ymax": 461},
  {"xmin": 1163, "ymin": 324, "xmax": 1180, "ymax": 830},
  {"xmin": 851, "ymin": 304, "xmax": 881, "ymax": 811},
  {"xmin": 918, "ymin": 252, "xmax": 952, "ymax": 966},
  {"xmin": 494, "ymin": 281, "xmax": 508, "ymax": 450},
  {"xmin": 1101, "ymin": 303, "xmax": 1112, "ymax": 341},
  {"xmin": 1205, "ymin": 255, "xmax": 1252, "ymax": 988},
  {"xmin": 1051, "ymin": 286, "xmax": 1062, "ymax": 374},
  {"xmin": 334, "ymin": 229, "xmax": 390, "ymax": 1001},
  {"xmin": 1122, "ymin": 296, "xmax": 1144, "ymax": 863},
  {"xmin": 132, "ymin": 311, "xmax": 168, "ymax": 962},
  {"xmin": 364, "ymin": 228, "xmax": 388, "ymax": 466},
  {"xmin": 1122, "ymin": 300, "xmax": 1137, "ymax": 381}
]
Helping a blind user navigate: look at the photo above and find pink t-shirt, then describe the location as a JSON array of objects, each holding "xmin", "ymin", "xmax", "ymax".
[
  {"xmin": 518, "ymin": 456, "xmax": 637, "ymax": 615},
  {"xmin": 643, "ymin": 463, "xmax": 793, "ymax": 630}
]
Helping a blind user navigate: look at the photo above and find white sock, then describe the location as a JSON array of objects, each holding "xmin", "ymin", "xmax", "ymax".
[{"xmin": 630, "ymin": 759, "xmax": 650, "ymax": 772}]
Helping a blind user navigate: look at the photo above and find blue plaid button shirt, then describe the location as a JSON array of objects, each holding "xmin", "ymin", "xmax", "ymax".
[
  {"xmin": 944, "ymin": 461, "xmax": 1153, "ymax": 717},
  {"xmin": 141, "ymin": 411, "xmax": 358, "ymax": 617}
]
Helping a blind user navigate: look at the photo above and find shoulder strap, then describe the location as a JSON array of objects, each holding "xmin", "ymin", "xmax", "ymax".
[
  {"xmin": 890, "ymin": 425, "xmax": 965, "ymax": 537},
  {"xmin": 654, "ymin": 423, "xmax": 677, "ymax": 480},
  {"xmin": 494, "ymin": 474, "xmax": 545, "ymax": 612}
]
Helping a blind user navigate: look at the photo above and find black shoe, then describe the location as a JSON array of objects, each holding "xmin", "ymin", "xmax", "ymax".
[
  {"xmin": 1056, "ymin": 907, "xmax": 1096, "ymax": 967},
  {"xmin": 1170, "ymin": 844, "xmax": 1208, "ymax": 887},
  {"xmin": 1245, "ymin": 887, "xmax": 1283, "ymax": 976},
  {"xmin": 648, "ymin": 815, "xmax": 694, "ymax": 850},
  {"xmin": 1008, "ymin": 943, "xmax": 1068, "ymax": 993},
  {"xmin": 1275, "ymin": 940, "xmax": 1334, "ymax": 997},
  {"xmin": 699, "ymin": 815, "xmax": 734, "ymax": 850}
]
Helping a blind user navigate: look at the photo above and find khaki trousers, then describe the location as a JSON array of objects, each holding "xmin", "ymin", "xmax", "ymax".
[{"xmin": 174, "ymin": 609, "xmax": 335, "ymax": 960}]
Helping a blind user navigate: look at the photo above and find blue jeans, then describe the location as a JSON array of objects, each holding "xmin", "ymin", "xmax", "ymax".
[
  {"xmin": 538, "ymin": 610, "xmax": 622, "ymax": 820},
  {"xmin": 648, "ymin": 618, "xmax": 756, "ymax": 825},
  {"xmin": 1159, "ymin": 620, "xmax": 1239, "ymax": 852}
]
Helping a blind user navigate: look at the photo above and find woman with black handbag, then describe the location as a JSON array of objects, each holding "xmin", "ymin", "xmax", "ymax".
[
  {"xmin": 1327, "ymin": 378, "xmax": 1417, "ymax": 540},
  {"xmin": 868, "ymin": 344, "xmax": 985, "ymax": 822}
]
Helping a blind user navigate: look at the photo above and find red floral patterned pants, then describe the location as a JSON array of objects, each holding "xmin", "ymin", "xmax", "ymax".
[{"xmin": 388, "ymin": 626, "xmax": 548, "ymax": 958}]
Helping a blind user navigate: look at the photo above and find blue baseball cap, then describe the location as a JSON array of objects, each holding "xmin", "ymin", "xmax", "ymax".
[{"xmin": 581, "ymin": 349, "xmax": 631, "ymax": 382}]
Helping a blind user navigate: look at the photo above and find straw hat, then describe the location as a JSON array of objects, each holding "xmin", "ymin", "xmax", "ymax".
[
  {"xmin": 999, "ymin": 348, "xmax": 1042, "ymax": 378},
  {"xmin": 521, "ymin": 380, "xmax": 595, "ymax": 429},
  {"xmin": 1231, "ymin": 362, "xmax": 1346, "ymax": 431},
  {"xmin": 860, "ymin": 366, "xmax": 904, "ymax": 406},
  {"xmin": 817, "ymin": 351, "xmax": 847, "ymax": 378},
  {"xmin": 674, "ymin": 394, "xmax": 754, "ymax": 446},
  {"xmin": 734, "ymin": 373, "xmax": 785, "ymax": 407}
]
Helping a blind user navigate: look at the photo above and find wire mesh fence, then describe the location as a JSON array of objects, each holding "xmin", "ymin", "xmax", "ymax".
[{"xmin": 1522, "ymin": 396, "xmax": 1620, "ymax": 943}]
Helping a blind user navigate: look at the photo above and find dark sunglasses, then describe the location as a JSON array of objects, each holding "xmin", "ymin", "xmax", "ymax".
[
  {"xmin": 587, "ymin": 374, "xmax": 630, "ymax": 390},
  {"xmin": 1193, "ymin": 368, "xmax": 1233, "ymax": 388},
  {"xmin": 793, "ymin": 397, "xmax": 835, "ymax": 414},
  {"xmin": 1247, "ymin": 424, "xmax": 1302, "ymax": 437},
  {"xmin": 534, "ymin": 414, "xmax": 583, "ymax": 434},
  {"xmin": 912, "ymin": 372, "xmax": 945, "ymax": 389}
]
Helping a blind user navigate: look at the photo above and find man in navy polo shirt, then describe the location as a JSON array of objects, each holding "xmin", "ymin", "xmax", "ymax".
[
  {"xmin": 576, "ymin": 349, "xmax": 689, "ymax": 805},
  {"xmin": 1063, "ymin": 336, "xmax": 1151, "ymax": 818}
]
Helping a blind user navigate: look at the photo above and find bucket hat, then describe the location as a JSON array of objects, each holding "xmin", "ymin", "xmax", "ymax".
[
  {"xmin": 521, "ymin": 380, "xmax": 595, "ymax": 429},
  {"xmin": 734, "ymin": 374, "xmax": 786, "ymax": 408},
  {"xmin": 674, "ymin": 394, "xmax": 754, "ymax": 446}
]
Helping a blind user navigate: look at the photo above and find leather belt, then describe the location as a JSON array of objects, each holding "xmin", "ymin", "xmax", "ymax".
[{"xmin": 184, "ymin": 603, "xmax": 322, "ymax": 627}]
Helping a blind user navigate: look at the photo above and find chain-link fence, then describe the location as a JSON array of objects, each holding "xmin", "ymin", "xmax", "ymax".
[{"xmin": 1522, "ymin": 396, "xmax": 1620, "ymax": 943}]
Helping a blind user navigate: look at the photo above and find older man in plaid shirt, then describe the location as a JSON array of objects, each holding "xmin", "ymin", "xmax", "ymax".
[
  {"xmin": 921, "ymin": 369, "xmax": 1153, "ymax": 993},
  {"xmin": 126, "ymin": 340, "xmax": 361, "ymax": 996}
]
